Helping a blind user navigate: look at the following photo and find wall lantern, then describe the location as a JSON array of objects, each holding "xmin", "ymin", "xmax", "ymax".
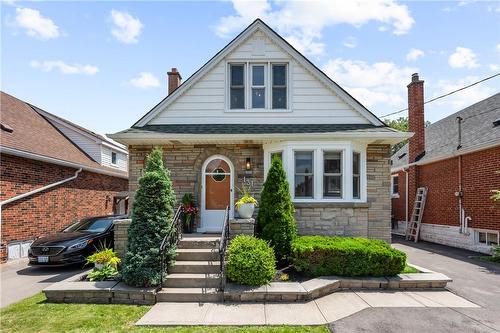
[{"xmin": 245, "ymin": 157, "xmax": 252, "ymax": 171}]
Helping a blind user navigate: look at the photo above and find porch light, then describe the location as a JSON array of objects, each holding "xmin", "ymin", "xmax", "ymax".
[{"xmin": 245, "ymin": 158, "xmax": 252, "ymax": 171}]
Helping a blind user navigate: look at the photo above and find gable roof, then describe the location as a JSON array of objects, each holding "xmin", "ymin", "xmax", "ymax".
[
  {"xmin": 132, "ymin": 19, "xmax": 385, "ymax": 128},
  {"xmin": 0, "ymin": 91, "xmax": 127, "ymax": 178},
  {"xmin": 391, "ymin": 92, "xmax": 500, "ymax": 170}
]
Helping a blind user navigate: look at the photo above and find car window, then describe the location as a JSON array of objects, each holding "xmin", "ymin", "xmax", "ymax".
[{"xmin": 63, "ymin": 218, "xmax": 112, "ymax": 233}]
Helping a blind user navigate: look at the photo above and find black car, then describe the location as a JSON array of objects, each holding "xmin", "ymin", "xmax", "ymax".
[{"xmin": 28, "ymin": 215, "xmax": 127, "ymax": 267}]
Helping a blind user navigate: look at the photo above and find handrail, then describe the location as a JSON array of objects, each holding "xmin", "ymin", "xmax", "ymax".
[
  {"xmin": 219, "ymin": 206, "xmax": 230, "ymax": 293},
  {"xmin": 159, "ymin": 206, "xmax": 183, "ymax": 288}
]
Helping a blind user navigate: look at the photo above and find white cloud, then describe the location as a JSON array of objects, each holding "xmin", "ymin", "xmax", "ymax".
[
  {"xmin": 432, "ymin": 76, "xmax": 495, "ymax": 110},
  {"xmin": 406, "ymin": 48, "xmax": 425, "ymax": 61},
  {"xmin": 448, "ymin": 47, "xmax": 479, "ymax": 69},
  {"xmin": 323, "ymin": 58, "xmax": 417, "ymax": 108},
  {"xmin": 343, "ymin": 36, "xmax": 357, "ymax": 48},
  {"xmin": 214, "ymin": 0, "xmax": 415, "ymax": 56},
  {"xmin": 30, "ymin": 60, "xmax": 98, "ymax": 75},
  {"xmin": 129, "ymin": 72, "xmax": 160, "ymax": 89},
  {"xmin": 14, "ymin": 7, "xmax": 60, "ymax": 40},
  {"xmin": 110, "ymin": 10, "xmax": 143, "ymax": 44},
  {"xmin": 496, "ymin": 44, "xmax": 500, "ymax": 54},
  {"xmin": 489, "ymin": 64, "xmax": 500, "ymax": 71}
]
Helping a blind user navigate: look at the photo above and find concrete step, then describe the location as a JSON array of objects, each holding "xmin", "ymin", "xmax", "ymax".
[
  {"xmin": 178, "ymin": 237, "xmax": 220, "ymax": 249},
  {"xmin": 176, "ymin": 249, "xmax": 220, "ymax": 261},
  {"xmin": 169, "ymin": 261, "xmax": 221, "ymax": 274},
  {"xmin": 163, "ymin": 273, "xmax": 221, "ymax": 288},
  {"xmin": 157, "ymin": 288, "xmax": 222, "ymax": 302}
]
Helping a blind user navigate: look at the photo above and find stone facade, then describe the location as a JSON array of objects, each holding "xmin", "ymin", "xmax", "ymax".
[
  {"xmin": 229, "ymin": 218, "xmax": 256, "ymax": 238},
  {"xmin": 128, "ymin": 143, "xmax": 392, "ymax": 242},
  {"xmin": 129, "ymin": 143, "xmax": 264, "ymax": 228},
  {"xmin": 113, "ymin": 219, "xmax": 132, "ymax": 260}
]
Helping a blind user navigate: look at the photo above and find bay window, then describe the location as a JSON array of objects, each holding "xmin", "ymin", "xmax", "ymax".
[
  {"xmin": 323, "ymin": 152, "xmax": 342, "ymax": 198},
  {"xmin": 264, "ymin": 142, "xmax": 366, "ymax": 202},
  {"xmin": 294, "ymin": 151, "xmax": 314, "ymax": 198}
]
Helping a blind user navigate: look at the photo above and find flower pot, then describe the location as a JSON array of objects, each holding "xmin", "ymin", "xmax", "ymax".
[
  {"xmin": 237, "ymin": 203, "xmax": 255, "ymax": 219},
  {"xmin": 183, "ymin": 214, "xmax": 193, "ymax": 233}
]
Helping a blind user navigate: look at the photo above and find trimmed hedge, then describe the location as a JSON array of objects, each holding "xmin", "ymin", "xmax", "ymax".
[
  {"xmin": 291, "ymin": 236, "xmax": 406, "ymax": 277},
  {"xmin": 227, "ymin": 235, "xmax": 276, "ymax": 286}
]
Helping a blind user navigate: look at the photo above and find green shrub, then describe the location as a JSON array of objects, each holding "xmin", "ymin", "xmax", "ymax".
[
  {"xmin": 491, "ymin": 245, "xmax": 500, "ymax": 263},
  {"xmin": 257, "ymin": 156, "xmax": 297, "ymax": 261},
  {"xmin": 87, "ymin": 265, "xmax": 118, "ymax": 281},
  {"xmin": 291, "ymin": 236, "xmax": 406, "ymax": 277},
  {"xmin": 227, "ymin": 235, "xmax": 276, "ymax": 286},
  {"xmin": 121, "ymin": 148, "xmax": 176, "ymax": 287}
]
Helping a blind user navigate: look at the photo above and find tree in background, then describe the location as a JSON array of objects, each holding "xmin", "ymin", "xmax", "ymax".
[
  {"xmin": 122, "ymin": 148, "xmax": 176, "ymax": 287},
  {"xmin": 385, "ymin": 117, "xmax": 431, "ymax": 155},
  {"xmin": 257, "ymin": 156, "xmax": 297, "ymax": 263}
]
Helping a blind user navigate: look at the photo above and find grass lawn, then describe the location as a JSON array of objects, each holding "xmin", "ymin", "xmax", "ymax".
[
  {"xmin": 0, "ymin": 293, "xmax": 330, "ymax": 333},
  {"xmin": 402, "ymin": 264, "xmax": 419, "ymax": 273}
]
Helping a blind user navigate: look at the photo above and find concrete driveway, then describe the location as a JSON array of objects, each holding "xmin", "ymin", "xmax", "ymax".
[
  {"xmin": 0, "ymin": 259, "xmax": 84, "ymax": 308},
  {"xmin": 330, "ymin": 236, "xmax": 500, "ymax": 333}
]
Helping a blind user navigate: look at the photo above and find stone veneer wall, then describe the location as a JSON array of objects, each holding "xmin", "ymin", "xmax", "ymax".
[
  {"xmin": 128, "ymin": 144, "xmax": 264, "ymax": 228},
  {"xmin": 294, "ymin": 144, "xmax": 392, "ymax": 242},
  {"xmin": 113, "ymin": 219, "xmax": 132, "ymax": 260}
]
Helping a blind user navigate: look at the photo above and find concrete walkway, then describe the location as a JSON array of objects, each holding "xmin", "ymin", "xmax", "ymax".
[{"xmin": 136, "ymin": 290, "xmax": 478, "ymax": 326}]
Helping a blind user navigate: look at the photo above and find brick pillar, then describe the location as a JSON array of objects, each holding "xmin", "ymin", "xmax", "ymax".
[
  {"xmin": 407, "ymin": 73, "xmax": 425, "ymax": 215},
  {"xmin": 113, "ymin": 219, "xmax": 131, "ymax": 260}
]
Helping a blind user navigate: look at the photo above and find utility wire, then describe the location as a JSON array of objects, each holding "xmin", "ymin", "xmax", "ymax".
[{"xmin": 380, "ymin": 72, "xmax": 500, "ymax": 118}]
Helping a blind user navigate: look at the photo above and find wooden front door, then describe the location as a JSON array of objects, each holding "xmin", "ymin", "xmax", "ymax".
[{"xmin": 200, "ymin": 156, "xmax": 233, "ymax": 232}]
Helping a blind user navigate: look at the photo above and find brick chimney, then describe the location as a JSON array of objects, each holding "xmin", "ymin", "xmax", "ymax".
[
  {"xmin": 167, "ymin": 68, "xmax": 182, "ymax": 95},
  {"xmin": 407, "ymin": 73, "xmax": 425, "ymax": 162}
]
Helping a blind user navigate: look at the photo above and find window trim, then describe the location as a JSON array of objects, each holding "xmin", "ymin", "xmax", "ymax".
[
  {"xmin": 271, "ymin": 63, "xmax": 288, "ymax": 110},
  {"xmin": 263, "ymin": 141, "xmax": 367, "ymax": 203},
  {"xmin": 352, "ymin": 151, "xmax": 361, "ymax": 199},
  {"xmin": 111, "ymin": 151, "xmax": 117, "ymax": 165},
  {"xmin": 229, "ymin": 63, "xmax": 246, "ymax": 110},
  {"xmin": 391, "ymin": 174, "xmax": 400, "ymax": 198},
  {"xmin": 322, "ymin": 150, "xmax": 343, "ymax": 199},
  {"xmin": 475, "ymin": 229, "xmax": 499, "ymax": 246},
  {"xmin": 294, "ymin": 150, "xmax": 315, "ymax": 199},
  {"xmin": 225, "ymin": 60, "xmax": 291, "ymax": 112}
]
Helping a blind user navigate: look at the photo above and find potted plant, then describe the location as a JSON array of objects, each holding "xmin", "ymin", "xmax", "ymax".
[
  {"xmin": 181, "ymin": 193, "xmax": 198, "ymax": 233},
  {"xmin": 86, "ymin": 247, "xmax": 121, "ymax": 281},
  {"xmin": 235, "ymin": 179, "xmax": 258, "ymax": 219}
]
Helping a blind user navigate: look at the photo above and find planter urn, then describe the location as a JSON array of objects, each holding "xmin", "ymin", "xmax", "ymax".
[{"xmin": 237, "ymin": 203, "xmax": 255, "ymax": 219}]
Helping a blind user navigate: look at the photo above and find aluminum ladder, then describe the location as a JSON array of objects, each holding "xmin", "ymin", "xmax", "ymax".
[{"xmin": 406, "ymin": 187, "xmax": 428, "ymax": 242}]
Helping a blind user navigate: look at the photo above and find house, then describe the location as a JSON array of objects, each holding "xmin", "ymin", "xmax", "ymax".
[
  {"xmin": 110, "ymin": 19, "xmax": 409, "ymax": 241},
  {"xmin": 0, "ymin": 92, "xmax": 129, "ymax": 263},
  {"xmin": 391, "ymin": 75, "xmax": 500, "ymax": 253}
]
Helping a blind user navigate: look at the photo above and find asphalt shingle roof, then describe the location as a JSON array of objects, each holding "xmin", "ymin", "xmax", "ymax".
[
  {"xmin": 391, "ymin": 92, "xmax": 500, "ymax": 169},
  {"xmin": 123, "ymin": 124, "xmax": 394, "ymax": 135}
]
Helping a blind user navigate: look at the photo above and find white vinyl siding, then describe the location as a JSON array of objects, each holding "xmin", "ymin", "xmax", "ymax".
[
  {"xmin": 101, "ymin": 147, "xmax": 127, "ymax": 171},
  {"xmin": 148, "ymin": 30, "xmax": 369, "ymax": 125}
]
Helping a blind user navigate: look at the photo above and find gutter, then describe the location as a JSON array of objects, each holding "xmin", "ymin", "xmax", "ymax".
[
  {"xmin": 0, "ymin": 146, "xmax": 128, "ymax": 179},
  {"xmin": 0, "ymin": 168, "xmax": 82, "ymax": 207},
  {"xmin": 391, "ymin": 140, "xmax": 500, "ymax": 173}
]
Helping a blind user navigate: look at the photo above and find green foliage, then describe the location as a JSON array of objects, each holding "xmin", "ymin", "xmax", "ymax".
[
  {"xmin": 291, "ymin": 236, "xmax": 407, "ymax": 277},
  {"xmin": 227, "ymin": 235, "xmax": 276, "ymax": 286},
  {"xmin": 87, "ymin": 264, "xmax": 119, "ymax": 281},
  {"xmin": 257, "ymin": 156, "xmax": 297, "ymax": 261},
  {"xmin": 385, "ymin": 117, "xmax": 431, "ymax": 155},
  {"xmin": 235, "ymin": 195, "xmax": 258, "ymax": 208},
  {"xmin": 491, "ymin": 245, "xmax": 500, "ymax": 263},
  {"xmin": 122, "ymin": 148, "xmax": 176, "ymax": 287},
  {"xmin": 491, "ymin": 190, "xmax": 500, "ymax": 202},
  {"xmin": 86, "ymin": 248, "xmax": 121, "ymax": 268}
]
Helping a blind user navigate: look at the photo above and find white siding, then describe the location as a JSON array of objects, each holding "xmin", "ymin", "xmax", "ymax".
[
  {"xmin": 101, "ymin": 146, "xmax": 128, "ymax": 171},
  {"xmin": 46, "ymin": 120, "xmax": 102, "ymax": 162},
  {"xmin": 148, "ymin": 29, "xmax": 369, "ymax": 126}
]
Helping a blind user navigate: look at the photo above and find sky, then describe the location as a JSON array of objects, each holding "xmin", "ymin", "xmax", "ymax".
[{"xmin": 1, "ymin": 0, "xmax": 500, "ymax": 136}]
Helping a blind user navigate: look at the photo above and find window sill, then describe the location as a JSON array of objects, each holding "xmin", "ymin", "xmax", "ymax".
[
  {"xmin": 293, "ymin": 201, "xmax": 370, "ymax": 209},
  {"xmin": 224, "ymin": 109, "xmax": 292, "ymax": 113}
]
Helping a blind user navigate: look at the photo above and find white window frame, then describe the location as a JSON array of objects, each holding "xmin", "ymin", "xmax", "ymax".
[
  {"xmin": 352, "ymin": 151, "xmax": 361, "ymax": 199},
  {"xmin": 225, "ymin": 60, "xmax": 291, "ymax": 112},
  {"xmin": 111, "ymin": 151, "xmax": 117, "ymax": 165},
  {"xmin": 322, "ymin": 150, "xmax": 343, "ymax": 199},
  {"xmin": 263, "ymin": 141, "xmax": 367, "ymax": 203},
  {"xmin": 250, "ymin": 64, "xmax": 266, "ymax": 109},
  {"xmin": 391, "ymin": 175, "xmax": 400, "ymax": 198},
  {"xmin": 271, "ymin": 63, "xmax": 288, "ymax": 110},
  {"xmin": 229, "ymin": 63, "xmax": 246, "ymax": 110},
  {"xmin": 475, "ymin": 229, "xmax": 499, "ymax": 246},
  {"xmin": 294, "ymin": 150, "xmax": 315, "ymax": 199}
]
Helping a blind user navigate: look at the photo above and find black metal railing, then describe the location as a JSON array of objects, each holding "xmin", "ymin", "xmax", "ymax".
[
  {"xmin": 219, "ymin": 206, "xmax": 230, "ymax": 292},
  {"xmin": 159, "ymin": 206, "xmax": 183, "ymax": 288}
]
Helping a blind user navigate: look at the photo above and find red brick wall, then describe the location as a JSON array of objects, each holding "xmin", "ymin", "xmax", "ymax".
[
  {"xmin": 391, "ymin": 170, "xmax": 406, "ymax": 221},
  {"xmin": 0, "ymin": 154, "xmax": 128, "ymax": 263},
  {"xmin": 391, "ymin": 146, "xmax": 500, "ymax": 232}
]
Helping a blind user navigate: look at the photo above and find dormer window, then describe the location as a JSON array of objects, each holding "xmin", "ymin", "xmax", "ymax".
[
  {"xmin": 228, "ymin": 62, "xmax": 288, "ymax": 111},
  {"xmin": 230, "ymin": 64, "xmax": 245, "ymax": 109}
]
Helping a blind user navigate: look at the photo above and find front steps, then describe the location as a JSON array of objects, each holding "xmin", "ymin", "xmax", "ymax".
[{"xmin": 158, "ymin": 234, "xmax": 223, "ymax": 302}]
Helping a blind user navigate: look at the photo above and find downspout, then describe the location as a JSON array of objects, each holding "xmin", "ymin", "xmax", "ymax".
[
  {"xmin": 403, "ymin": 167, "xmax": 409, "ymax": 231},
  {"xmin": 0, "ymin": 168, "xmax": 82, "ymax": 208}
]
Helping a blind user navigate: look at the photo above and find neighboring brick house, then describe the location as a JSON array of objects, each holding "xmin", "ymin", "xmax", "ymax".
[
  {"xmin": 110, "ymin": 19, "xmax": 409, "ymax": 242},
  {"xmin": 0, "ymin": 92, "xmax": 129, "ymax": 263},
  {"xmin": 391, "ymin": 75, "xmax": 500, "ymax": 253}
]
